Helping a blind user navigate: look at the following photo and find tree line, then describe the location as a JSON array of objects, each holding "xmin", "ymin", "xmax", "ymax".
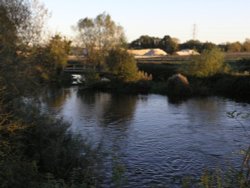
[{"xmin": 129, "ymin": 35, "xmax": 250, "ymax": 54}]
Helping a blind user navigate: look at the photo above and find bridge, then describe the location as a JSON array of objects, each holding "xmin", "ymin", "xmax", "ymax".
[
  {"xmin": 64, "ymin": 59, "xmax": 115, "ymax": 81},
  {"xmin": 63, "ymin": 64, "xmax": 98, "ymax": 74}
]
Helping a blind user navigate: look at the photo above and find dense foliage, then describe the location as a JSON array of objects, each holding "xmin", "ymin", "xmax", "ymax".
[
  {"xmin": 75, "ymin": 12, "xmax": 126, "ymax": 67},
  {"xmin": 184, "ymin": 48, "xmax": 226, "ymax": 77},
  {"xmin": 106, "ymin": 49, "xmax": 140, "ymax": 81},
  {"xmin": 32, "ymin": 35, "xmax": 71, "ymax": 82},
  {"xmin": 130, "ymin": 35, "xmax": 179, "ymax": 54},
  {"xmin": 0, "ymin": 1, "xmax": 100, "ymax": 187},
  {"xmin": 106, "ymin": 48, "xmax": 152, "ymax": 82}
]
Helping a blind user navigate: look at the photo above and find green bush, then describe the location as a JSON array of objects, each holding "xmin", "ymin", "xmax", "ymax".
[
  {"xmin": 106, "ymin": 48, "xmax": 140, "ymax": 82},
  {"xmin": 185, "ymin": 48, "xmax": 227, "ymax": 77},
  {"xmin": 0, "ymin": 100, "xmax": 101, "ymax": 188}
]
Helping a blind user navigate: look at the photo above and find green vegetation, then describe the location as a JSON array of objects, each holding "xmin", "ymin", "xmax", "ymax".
[
  {"xmin": 0, "ymin": 101, "xmax": 100, "ymax": 187},
  {"xmin": 130, "ymin": 35, "xmax": 179, "ymax": 54},
  {"xmin": 183, "ymin": 48, "xmax": 227, "ymax": 77},
  {"xmin": 106, "ymin": 48, "xmax": 139, "ymax": 82},
  {"xmin": 32, "ymin": 34, "xmax": 71, "ymax": 82},
  {"xmin": 75, "ymin": 12, "xmax": 126, "ymax": 68},
  {"xmin": 106, "ymin": 48, "xmax": 151, "ymax": 82},
  {"xmin": 0, "ymin": 1, "xmax": 100, "ymax": 187}
]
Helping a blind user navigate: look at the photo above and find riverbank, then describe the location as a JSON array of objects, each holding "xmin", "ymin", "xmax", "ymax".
[{"xmin": 78, "ymin": 73, "xmax": 250, "ymax": 103}]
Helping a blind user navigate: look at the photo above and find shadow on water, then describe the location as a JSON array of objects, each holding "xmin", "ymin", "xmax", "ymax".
[
  {"xmin": 101, "ymin": 94, "xmax": 137, "ymax": 126},
  {"xmin": 40, "ymin": 87, "xmax": 71, "ymax": 108},
  {"xmin": 76, "ymin": 91, "xmax": 137, "ymax": 127},
  {"xmin": 76, "ymin": 91, "xmax": 138, "ymax": 186}
]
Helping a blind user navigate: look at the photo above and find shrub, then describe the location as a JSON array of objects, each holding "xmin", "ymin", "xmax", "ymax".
[
  {"xmin": 106, "ymin": 48, "xmax": 139, "ymax": 82},
  {"xmin": 184, "ymin": 47, "xmax": 227, "ymax": 77},
  {"xmin": 0, "ymin": 99, "xmax": 101, "ymax": 188}
]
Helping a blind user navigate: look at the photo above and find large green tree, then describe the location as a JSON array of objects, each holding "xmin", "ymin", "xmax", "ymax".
[
  {"xmin": 106, "ymin": 48, "xmax": 139, "ymax": 82},
  {"xmin": 75, "ymin": 12, "xmax": 126, "ymax": 67}
]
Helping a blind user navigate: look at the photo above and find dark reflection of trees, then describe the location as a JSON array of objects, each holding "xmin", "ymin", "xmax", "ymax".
[
  {"xmin": 97, "ymin": 93, "xmax": 137, "ymax": 181},
  {"xmin": 183, "ymin": 97, "xmax": 224, "ymax": 124},
  {"xmin": 76, "ymin": 91, "xmax": 137, "ymax": 127},
  {"xmin": 101, "ymin": 94, "xmax": 137, "ymax": 127},
  {"xmin": 167, "ymin": 96, "xmax": 189, "ymax": 105},
  {"xmin": 41, "ymin": 87, "xmax": 71, "ymax": 108},
  {"xmin": 77, "ymin": 91, "xmax": 97, "ymax": 105},
  {"xmin": 75, "ymin": 92, "xmax": 138, "ymax": 178}
]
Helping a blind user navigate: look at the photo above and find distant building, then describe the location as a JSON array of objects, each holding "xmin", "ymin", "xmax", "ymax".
[{"xmin": 175, "ymin": 49, "xmax": 199, "ymax": 56}]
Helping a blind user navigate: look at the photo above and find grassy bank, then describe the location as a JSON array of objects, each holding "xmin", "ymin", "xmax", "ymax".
[{"xmin": 78, "ymin": 72, "xmax": 250, "ymax": 103}]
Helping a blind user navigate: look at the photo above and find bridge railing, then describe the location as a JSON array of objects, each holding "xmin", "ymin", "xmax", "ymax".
[{"xmin": 63, "ymin": 64, "xmax": 97, "ymax": 73}]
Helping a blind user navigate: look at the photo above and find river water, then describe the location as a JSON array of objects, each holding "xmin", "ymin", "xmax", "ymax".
[{"xmin": 44, "ymin": 87, "xmax": 250, "ymax": 187}]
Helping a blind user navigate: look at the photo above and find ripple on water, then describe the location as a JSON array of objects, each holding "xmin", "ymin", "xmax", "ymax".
[{"xmin": 46, "ymin": 91, "xmax": 250, "ymax": 187}]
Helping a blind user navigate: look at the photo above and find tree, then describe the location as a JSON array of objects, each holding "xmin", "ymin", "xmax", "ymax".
[
  {"xmin": 0, "ymin": 0, "xmax": 48, "ymax": 46},
  {"xmin": 243, "ymin": 39, "xmax": 250, "ymax": 52},
  {"xmin": 75, "ymin": 12, "xmax": 126, "ymax": 66},
  {"xmin": 185, "ymin": 47, "xmax": 226, "ymax": 77},
  {"xmin": 159, "ymin": 35, "xmax": 179, "ymax": 54},
  {"xmin": 106, "ymin": 48, "xmax": 140, "ymax": 82},
  {"xmin": 226, "ymin": 42, "xmax": 242, "ymax": 52},
  {"xmin": 0, "ymin": 5, "xmax": 17, "ymax": 57},
  {"xmin": 202, "ymin": 42, "xmax": 217, "ymax": 51},
  {"xmin": 32, "ymin": 35, "xmax": 71, "ymax": 81},
  {"xmin": 180, "ymin": 40, "xmax": 203, "ymax": 53},
  {"xmin": 130, "ymin": 35, "xmax": 161, "ymax": 49}
]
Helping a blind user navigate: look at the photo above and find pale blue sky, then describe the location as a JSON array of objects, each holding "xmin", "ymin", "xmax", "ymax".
[{"xmin": 42, "ymin": 0, "xmax": 250, "ymax": 44}]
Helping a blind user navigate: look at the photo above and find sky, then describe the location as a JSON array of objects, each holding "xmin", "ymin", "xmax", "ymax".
[{"xmin": 42, "ymin": 0, "xmax": 250, "ymax": 44}]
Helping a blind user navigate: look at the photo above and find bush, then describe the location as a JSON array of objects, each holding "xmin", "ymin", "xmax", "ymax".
[
  {"xmin": 106, "ymin": 48, "xmax": 139, "ymax": 82},
  {"xmin": 184, "ymin": 48, "xmax": 227, "ymax": 77},
  {"xmin": 0, "ymin": 100, "xmax": 101, "ymax": 188}
]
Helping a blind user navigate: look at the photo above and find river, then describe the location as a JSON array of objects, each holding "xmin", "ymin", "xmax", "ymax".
[{"xmin": 43, "ymin": 87, "xmax": 250, "ymax": 187}]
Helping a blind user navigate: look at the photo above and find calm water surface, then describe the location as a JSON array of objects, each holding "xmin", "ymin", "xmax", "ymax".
[{"xmin": 44, "ymin": 87, "xmax": 250, "ymax": 187}]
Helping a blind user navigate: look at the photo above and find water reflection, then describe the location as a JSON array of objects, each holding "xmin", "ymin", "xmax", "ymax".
[
  {"xmin": 101, "ymin": 94, "xmax": 137, "ymax": 126},
  {"xmin": 75, "ymin": 92, "xmax": 137, "ymax": 127},
  {"xmin": 41, "ymin": 87, "xmax": 71, "ymax": 108},
  {"xmin": 75, "ymin": 92, "xmax": 138, "ymax": 185},
  {"xmin": 183, "ymin": 97, "xmax": 225, "ymax": 124},
  {"xmin": 43, "ymin": 88, "xmax": 250, "ymax": 187}
]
